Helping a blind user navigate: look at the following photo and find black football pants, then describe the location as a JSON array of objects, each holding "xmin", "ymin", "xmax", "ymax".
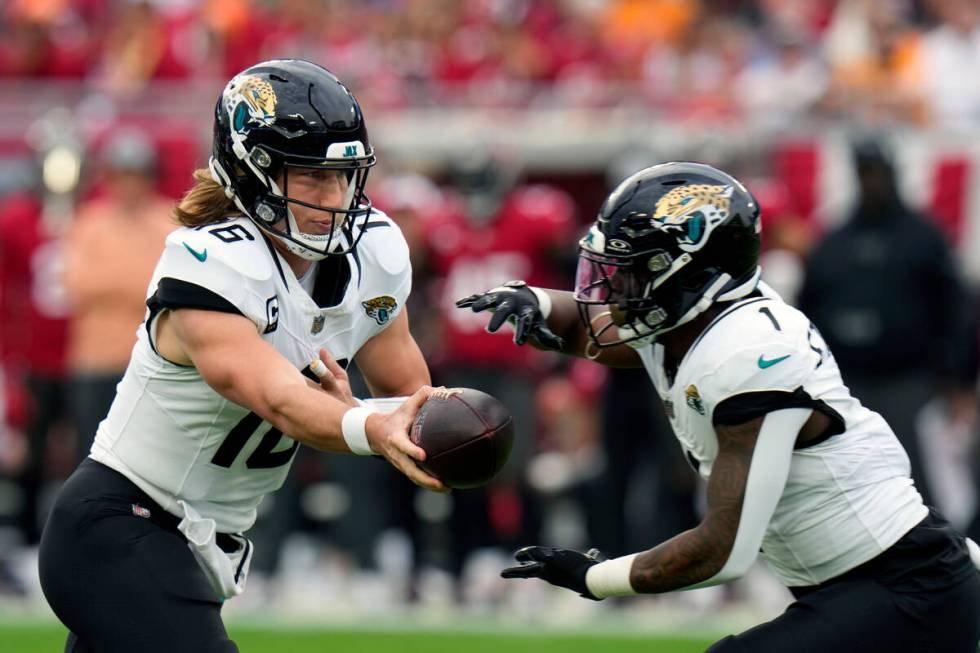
[
  {"xmin": 707, "ymin": 509, "xmax": 980, "ymax": 653},
  {"xmin": 39, "ymin": 459, "xmax": 239, "ymax": 653}
]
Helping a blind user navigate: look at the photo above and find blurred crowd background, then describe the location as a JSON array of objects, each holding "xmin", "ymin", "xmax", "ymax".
[{"xmin": 2, "ymin": 0, "xmax": 980, "ymax": 621}]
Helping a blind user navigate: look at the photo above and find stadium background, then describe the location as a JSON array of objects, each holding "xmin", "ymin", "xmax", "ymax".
[{"xmin": 1, "ymin": 0, "xmax": 980, "ymax": 650}]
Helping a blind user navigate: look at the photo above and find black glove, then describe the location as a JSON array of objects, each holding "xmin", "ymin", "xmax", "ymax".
[
  {"xmin": 500, "ymin": 546, "xmax": 603, "ymax": 600},
  {"xmin": 455, "ymin": 280, "xmax": 564, "ymax": 349}
]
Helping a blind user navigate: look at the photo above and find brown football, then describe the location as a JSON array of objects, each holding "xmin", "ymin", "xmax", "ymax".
[{"xmin": 410, "ymin": 388, "xmax": 514, "ymax": 489}]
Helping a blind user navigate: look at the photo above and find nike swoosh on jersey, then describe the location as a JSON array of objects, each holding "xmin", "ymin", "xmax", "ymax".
[
  {"xmin": 758, "ymin": 354, "xmax": 791, "ymax": 369},
  {"xmin": 183, "ymin": 242, "xmax": 207, "ymax": 262}
]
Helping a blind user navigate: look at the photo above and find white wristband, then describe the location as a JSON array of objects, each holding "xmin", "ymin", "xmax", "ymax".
[
  {"xmin": 528, "ymin": 286, "xmax": 553, "ymax": 319},
  {"xmin": 585, "ymin": 553, "xmax": 639, "ymax": 598},
  {"xmin": 341, "ymin": 406, "xmax": 376, "ymax": 455}
]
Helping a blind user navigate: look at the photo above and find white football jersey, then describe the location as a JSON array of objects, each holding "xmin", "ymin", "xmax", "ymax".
[
  {"xmin": 637, "ymin": 286, "xmax": 928, "ymax": 587},
  {"xmin": 91, "ymin": 213, "xmax": 411, "ymax": 534}
]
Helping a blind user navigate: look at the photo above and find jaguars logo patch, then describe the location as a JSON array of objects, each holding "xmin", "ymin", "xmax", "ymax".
[
  {"xmin": 362, "ymin": 295, "xmax": 397, "ymax": 325},
  {"xmin": 685, "ymin": 384, "xmax": 705, "ymax": 415},
  {"xmin": 654, "ymin": 184, "xmax": 733, "ymax": 252},
  {"xmin": 225, "ymin": 74, "xmax": 277, "ymax": 133}
]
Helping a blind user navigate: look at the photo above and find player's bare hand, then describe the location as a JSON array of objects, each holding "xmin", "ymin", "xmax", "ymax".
[
  {"xmin": 311, "ymin": 348, "xmax": 356, "ymax": 407},
  {"xmin": 456, "ymin": 280, "xmax": 564, "ymax": 350},
  {"xmin": 368, "ymin": 385, "xmax": 449, "ymax": 493}
]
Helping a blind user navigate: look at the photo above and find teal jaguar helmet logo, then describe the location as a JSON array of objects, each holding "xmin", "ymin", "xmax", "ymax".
[
  {"xmin": 226, "ymin": 74, "xmax": 278, "ymax": 133},
  {"xmin": 653, "ymin": 184, "xmax": 733, "ymax": 252}
]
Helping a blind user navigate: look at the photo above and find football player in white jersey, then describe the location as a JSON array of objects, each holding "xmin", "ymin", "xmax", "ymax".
[
  {"xmin": 458, "ymin": 162, "xmax": 980, "ymax": 651},
  {"xmin": 39, "ymin": 60, "xmax": 445, "ymax": 653}
]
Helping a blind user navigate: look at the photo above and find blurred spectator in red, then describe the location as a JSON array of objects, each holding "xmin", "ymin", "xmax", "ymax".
[
  {"xmin": 427, "ymin": 149, "xmax": 575, "ymax": 575},
  {"xmin": 526, "ymin": 363, "xmax": 606, "ymax": 551},
  {"xmin": 93, "ymin": 0, "xmax": 201, "ymax": 97},
  {"xmin": 200, "ymin": 0, "xmax": 270, "ymax": 78},
  {"xmin": 753, "ymin": 175, "xmax": 813, "ymax": 303},
  {"xmin": 545, "ymin": 5, "xmax": 615, "ymax": 108},
  {"xmin": 0, "ymin": 0, "xmax": 92, "ymax": 78},
  {"xmin": 374, "ymin": 172, "xmax": 446, "ymax": 358},
  {"xmin": 919, "ymin": 0, "xmax": 980, "ymax": 130},
  {"xmin": 62, "ymin": 128, "xmax": 173, "ymax": 461},
  {"xmin": 0, "ymin": 369, "xmax": 29, "ymax": 596},
  {"xmin": 0, "ymin": 187, "xmax": 71, "ymax": 545}
]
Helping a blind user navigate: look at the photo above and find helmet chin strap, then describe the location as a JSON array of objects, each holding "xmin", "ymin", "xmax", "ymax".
[
  {"xmin": 717, "ymin": 267, "xmax": 761, "ymax": 302},
  {"xmin": 276, "ymin": 232, "xmax": 332, "ymax": 261},
  {"xmin": 620, "ymin": 269, "xmax": 752, "ymax": 348},
  {"xmin": 621, "ymin": 322, "xmax": 657, "ymax": 349}
]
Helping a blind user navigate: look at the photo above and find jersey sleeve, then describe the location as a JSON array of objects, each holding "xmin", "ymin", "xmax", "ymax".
[
  {"xmin": 147, "ymin": 223, "xmax": 275, "ymax": 332},
  {"xmin": 696, "ymin": 305, "xmax": 820, "ymax": 427}
]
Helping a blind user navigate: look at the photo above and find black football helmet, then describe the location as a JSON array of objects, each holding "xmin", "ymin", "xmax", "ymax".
[
  {"xmin": 574, "ymin": 162, "xmax": 761, "ymax": 347},
  {"xmin": 209, "ymin": 59, "xmax": 376, "ymax": 260}
]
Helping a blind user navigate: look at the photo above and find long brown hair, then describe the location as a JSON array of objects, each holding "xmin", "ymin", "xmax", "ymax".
[{"xmin": 173, "ymin": 168, "xmax": 239, "ymax": 227}]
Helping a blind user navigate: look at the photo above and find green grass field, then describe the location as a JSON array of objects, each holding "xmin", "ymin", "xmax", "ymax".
[{"xmin": 1, "ymin": 624, "xmax": 718, "ymax": 652}]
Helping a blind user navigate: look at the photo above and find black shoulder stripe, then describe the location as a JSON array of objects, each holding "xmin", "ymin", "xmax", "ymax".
[
  {"xmin": 713, "ymin": 387, "xmax": 845, "ymax": 449},
  {"xmin": 259, "ymin": 232, "xmax": 290, "ymax": 290},
  {"xmin": 340, "ymin": 221, "xmax": 363, "ymax": 287},
  {"xmin": 362, "ymin": 220, "xmax": 390, "ymax": 231},
  {"xmin": 153, "ymin": 277, "xmax": 244, "ymax": 315}
]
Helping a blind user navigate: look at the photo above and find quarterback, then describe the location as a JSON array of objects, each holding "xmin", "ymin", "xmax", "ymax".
[
  {"xmin": 458, "ymin": 162, "xmax": 980, "ymax": 651},
  {"xmin": 39, "ymin": 60, "xmax": 444, "ymax": 652}
]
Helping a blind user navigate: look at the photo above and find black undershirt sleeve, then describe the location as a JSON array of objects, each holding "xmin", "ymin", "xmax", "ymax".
[
  {"xmin": 144, "ymin": 277, "xmax": 245, "ymax": 362},
  {"xmin": 713, "ymin": 387, "xmax": 845, "ymax": 450},
  {"xmin": 150, "ymin": 277, "xmax": 244, "ymax": 315}
]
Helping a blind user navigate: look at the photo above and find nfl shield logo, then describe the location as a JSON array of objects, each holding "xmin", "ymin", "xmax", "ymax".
[
  {"xmin": 311, "ymin": 314, "xmax": 326, "ymax": 335},
  {"xmin": 685, "ymin": 384, "xmax": 705, "ymax": 415}
]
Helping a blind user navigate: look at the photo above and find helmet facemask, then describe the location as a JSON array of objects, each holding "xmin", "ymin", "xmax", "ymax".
[
  {"xmin": 213, "ymin": 138, "xmax": 375, "ymax": 262},
  {"xmin": 575, "ymin": 243, "xmax": 702, "ymax": 348}
]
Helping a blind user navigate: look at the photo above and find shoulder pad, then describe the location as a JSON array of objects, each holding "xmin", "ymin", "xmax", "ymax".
[
  {"xmin": 357, "ymin": 209, "xmax": 410, "ymax": 277},
  {"xmin": 154, "ymin": 220, "xmax": 276, "ymax": 327},
  {"xmin": 169, "ymin": 219, "xmax": 273, "ymax": 282},
  {"xmin": 691, "ymin": 299, "xmax": 816, "ymax": 407}
]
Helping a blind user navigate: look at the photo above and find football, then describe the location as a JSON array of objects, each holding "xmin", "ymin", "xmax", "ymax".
[{"xmin": 410, "ymin": 388, "xmax": 514, "ymax": 489}]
